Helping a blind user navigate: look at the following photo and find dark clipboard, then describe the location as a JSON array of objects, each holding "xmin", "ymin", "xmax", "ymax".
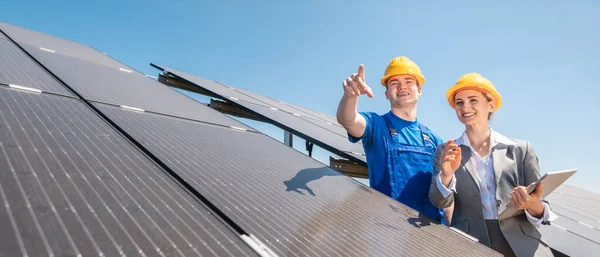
[{"xmin": 497, "ymin": 169, "xmax": 577, "ymax": 220}]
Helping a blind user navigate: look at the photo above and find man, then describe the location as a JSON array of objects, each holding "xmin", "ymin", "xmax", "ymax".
[{"xmin": 336, "ymin": 56, "xmax": 449, "ymax": 224}]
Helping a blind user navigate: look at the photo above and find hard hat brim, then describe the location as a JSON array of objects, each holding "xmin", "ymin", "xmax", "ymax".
[
  {"xmin": 446, "ymin": 84, "xmax": 503, "ymax": 111},
  {"xmin": 380, "ymin": 73, "xmax": 425, "ymax": 87}
]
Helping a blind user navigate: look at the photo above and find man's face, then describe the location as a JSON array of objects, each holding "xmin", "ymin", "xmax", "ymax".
[{"xmin": 385, "ymin": 74, "xmax": 422, "ymax": 107}]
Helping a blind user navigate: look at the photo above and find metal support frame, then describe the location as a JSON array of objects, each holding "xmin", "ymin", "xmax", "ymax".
[
  {"xmin": 329, "ymin": 156, "xmax": 368, "ymax": 178},
  {"xmin": 158, "ymin": 74, "xmax": 221, "ymax": 99},
  {"xmin": 305, "ymin": 141, "xmax": 314, "ymax": 157},
  {"xmin": 209, "ymin": 98, "xmax": 265, "ymax": 122},
  {"xmin": 284, "ymin": 130, "xmax": 293, "ymax": 147}
]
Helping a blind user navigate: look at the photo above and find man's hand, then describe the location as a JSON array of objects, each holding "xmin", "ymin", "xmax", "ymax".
[
  {"xmin": 343, "ymin": 64, "xmax": 374, "ymax": 98},
  {"xmin": 440, "ymin": 140, "xmax": 461, "ymax": 186},
  {"xmin": 510, "ymin": 183, "xmax": 545, "ymax": 218}
]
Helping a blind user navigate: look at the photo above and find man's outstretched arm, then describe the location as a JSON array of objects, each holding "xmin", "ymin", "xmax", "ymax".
[{"xmin": 336, "ymin": 64, "xmax": 373, "ymax": 138}]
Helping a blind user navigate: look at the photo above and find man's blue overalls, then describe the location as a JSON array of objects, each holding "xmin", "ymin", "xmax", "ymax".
[{"xmin": 383, "ymin": 115, "xmax": 444, "ymax": 223}]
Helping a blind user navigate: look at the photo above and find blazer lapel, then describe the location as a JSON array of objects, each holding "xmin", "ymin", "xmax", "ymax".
[
  {"xmin": 461, "ymin": 146, "xmax": 480, "ymax": 191},
  {"xmin": 492, "ymin": 146, "xmax": 508, "ymax": 199}
]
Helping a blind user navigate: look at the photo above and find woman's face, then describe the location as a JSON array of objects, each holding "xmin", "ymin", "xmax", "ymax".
[{"xmin": 453, "ymin": 89, "xmax": 495, "ymax": 125}]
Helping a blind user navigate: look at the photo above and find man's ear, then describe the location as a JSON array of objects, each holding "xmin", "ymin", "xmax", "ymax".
[
  {"xmin": 418, "ymin": 86, "xmax": 423, "ymax": 96},
  {"xmin": 385, "ymin": 89, "xmax": 389, "ymax": 99}
]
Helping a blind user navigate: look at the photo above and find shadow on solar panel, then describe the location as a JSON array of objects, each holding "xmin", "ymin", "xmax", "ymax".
[{"xmin": 283, "ymin": 167, "xmax": 343, "ymax": 196}]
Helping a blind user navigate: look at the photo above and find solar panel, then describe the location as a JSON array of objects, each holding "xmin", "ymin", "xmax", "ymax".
[
  {"xmin": 234, "ymin": 86, "xmax": 343, "ymax": 127},
  {"xmin": 151, "ymin": 64, "xmax": 367, "ymax": 164},
  {"xmin": 549, "ymin": 184, "xmax": 600, "ymax": 220},
  {"xmin": 548, "ymin": 198, "xmax": 600, "ymax": 230},
  {"xmin": 155, "ymin": 64, "xmax": 353, "ymax": 137},
  {"xmin": 166, "ymin": 72, "xmax": 352, "ymax": 141},
  {"xmin": 538, "ymin": 184, "xmax": 600, "ymax": 256},
  {"xmin": 17, "ymin": 44, "xmax": 255, "ymax": 131},
  {"xmin": 539, "ymin": 224, "xmax": 600, "ymax": 256},
  {"xmin": 223, "ymin": 99, "xmax": 364, "ymax": 156},
  {"xmin": 546, "ymin": 211, "xmax": 600, "ymax": 242},
  {"xmin": 155, "ymin": 64, "xmax": 353, "ymax": 144},
  {"xmin": 231, "ymin": 86, "xmax": 355, "ymax": 141},
  {"xmin": 552, "ymin": 184, "xmax": 600, "ymax": 200},
  {"xmin": 0, "ymin": 86, "xmax": 255, "ymax": 257},
  {"xmin": 0, "ymin": 21, "xmax": 127, "ymax": 69},
  {"xmin": 0, "ymin": 39, "xmax": 73, "ymax": 96},
  {"xmin": 284, "ymin": 101, "xmax": 341, "ymax": 125},
  {"xmin": 92, "ymin": 101, "xmax": 500, "ymax": 257}
]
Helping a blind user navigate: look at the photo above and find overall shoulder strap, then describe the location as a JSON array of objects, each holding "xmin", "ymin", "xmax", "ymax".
[
  {"xmin": 382, "ymin": 114, "xmax": 396, "ymax": 136},
  {"xmin": 382, "ymin": 114, "xmax": 399, "ymax": 144},
  {"xmin": 418, "ymin": 123, "xmax": 434, "ymax": 147}
]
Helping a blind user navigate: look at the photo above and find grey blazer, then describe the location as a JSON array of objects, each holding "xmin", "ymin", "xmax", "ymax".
[{"xmin": 429, "ymin": 136, "xmax": 554, "ymax": 257}]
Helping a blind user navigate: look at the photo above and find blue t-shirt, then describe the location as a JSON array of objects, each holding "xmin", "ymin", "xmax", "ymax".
[{"xmin": 349, "ymin": 111, "xmax": 444, "ymax": 197}]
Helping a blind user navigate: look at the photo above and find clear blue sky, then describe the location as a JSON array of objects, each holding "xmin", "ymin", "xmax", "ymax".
[{"xmin": 2, "ymin": 1, "xmax": 598, "ymax": 193}]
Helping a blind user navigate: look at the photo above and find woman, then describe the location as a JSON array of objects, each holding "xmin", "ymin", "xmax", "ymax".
[{"xmin": 428, "ymin": 73, "xmax": 557, "ymax": 257}]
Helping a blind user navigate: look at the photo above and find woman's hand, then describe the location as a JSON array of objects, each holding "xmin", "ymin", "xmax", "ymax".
[
  {"xmin": 510, "ymin": 183, "xmax": 545, "ymax": 218},
  {"xmin": 440, "ymin": 140, "xmax": 461, "ymax": 186}
]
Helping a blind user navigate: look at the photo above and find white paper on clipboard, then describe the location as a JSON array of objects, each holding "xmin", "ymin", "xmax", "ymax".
[{"xmin": 497, "ymin": 169, "xmax": 577, "ymax": 220}]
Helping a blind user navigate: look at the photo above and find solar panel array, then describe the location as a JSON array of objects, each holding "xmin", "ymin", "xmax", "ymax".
[
  {"xmin": 0, "ymin": 88, "xmax": 255, "ymax": 257},
  {"xmin": 0, "ymin": 22, "xmax": 255, "ymax": 257},
  {"xmin": 0, "ymin": 21, "xmax": 502, "ymax": 257},
  {"xmin": 151, "ymin": 64, "xmax": 368, "ymax": 164}
]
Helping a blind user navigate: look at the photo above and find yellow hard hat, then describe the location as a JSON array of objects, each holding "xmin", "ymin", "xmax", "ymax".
[
  {"xmin": 446, "ymin": 73, "xmax": 503, "ymax": 111},
  {"xmin": 380, "ymin": 56, "xmax": 425, "ymax": 87}
]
